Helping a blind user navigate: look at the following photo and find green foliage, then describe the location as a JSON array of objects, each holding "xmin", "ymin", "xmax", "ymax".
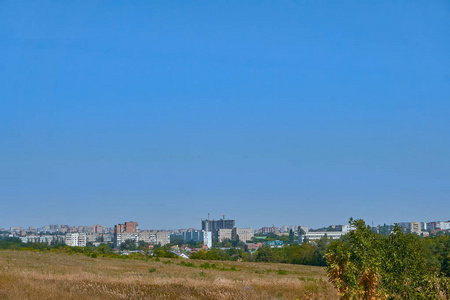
[
  {"xmin": 278, "ymin": 235, "xmax": 290, "ymax": 243},
  {"xmin": 198, "ymin": 262, "xmax": 239, "ymax": 271},
  {"xmin": 326, "ymin": 218, "xmax": 450, "ymax": 300},
  {"xmin": 310, "ymin": 226, "xmax": 340, "ymax": 232},
  {"xmin": 186, "ymin": 240, "xmax": 203, "ymax": 248},
  {"xmin": 199, "ymin": 262, "xmax": 215, "ymax": 269},
  {"xmin": 253, "ymin": 242, "xmax": 328, "ymax": 266},
  {"xmin": 97, "ymin": 243, "xmax": 113, "ymax": 254},
  {"xmin": 277, "ymin": 269, "xmax": 288, "ymax": 275},
  {"xmin": 138, "ymin": 240, "xmax": 150, "ymax": 250},
  {"xmin": 120, "ymin": 239, "xmax": 138, "ymax": 251},
  {"xmin": 153, "ymin": 248, "xmax": 177, "ymax": 258},
  {"xmin": 189, "ymin": 247, "xmax": 247, "ymax": 261},
  {"xmin": 169, "ymin": 234, "xmax": 184, "ymax": 247},
  {"xmin": 215, "ymin": 238, "xmax": 245, "ymax": 248},
  {"xmin": 176, "ymin": 260, "xmax": 239, "ymax": 271},
  {"xmin": 326, "ymin": 219, "xmax": 383, "ymax": 299},
  {"xmin": 178, "ymin": 261, "xmax": 196, "ymax": 267},
  {"xmin": 289, "ymin": 229, "xmax": 295, "ymax": 244},
  {"xmin": 0, "ymin": 237, "xmax": 144, "ymax": 260},
  {"xmin": 424, "ymin": 234, "xmax": 450, "ymax": 276},
  {"xmin": 254, "ymin": 246, "xmax": 276, "ymax": 263},
  {"xmin": 148, "ymin": 268, "xmax": 156, "ymax": 273}
]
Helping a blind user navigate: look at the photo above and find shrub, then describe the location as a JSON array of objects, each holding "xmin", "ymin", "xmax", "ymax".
[
  {"xmin": 178, "ymin": 261, "xmax": 196, "ymax": 268},
  {"xmin": 326, "ymin": 219, "xmax": 450, "ymax": 299},
  {"xmin": 277, "ymin": 269, "xmax": 288, "ymax": 275}
]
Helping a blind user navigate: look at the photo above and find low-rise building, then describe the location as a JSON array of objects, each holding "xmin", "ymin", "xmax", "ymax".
[
  {"xmin": 245, "ymin": 243, "xmax": 264, "ymax": 251},
  {"xmin": 264, "ymin": 240, "xmax": 284, "ymax": 248}
]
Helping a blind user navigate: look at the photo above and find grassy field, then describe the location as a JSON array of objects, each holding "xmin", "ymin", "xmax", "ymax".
[{"xmin": 0, "ymin": 250, "xmax": 338, "ymax": 299}]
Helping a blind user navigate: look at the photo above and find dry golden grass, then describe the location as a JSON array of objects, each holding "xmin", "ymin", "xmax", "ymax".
[{"xmin": 0, "ymin": 250, "xmax": 338, "ymax": 299}]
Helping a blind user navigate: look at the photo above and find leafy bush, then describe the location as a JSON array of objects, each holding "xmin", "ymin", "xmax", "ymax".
[
  {"xmin": 277, "ymin": 269, "xmax": 288, "ymax": 275},
  {"xmin": 178, "ymin": 261, "xmax": 196, "ymax": 267},
  {"xmin": 326, "ymin": 219, "xmax": 450, "ymax": 299}
]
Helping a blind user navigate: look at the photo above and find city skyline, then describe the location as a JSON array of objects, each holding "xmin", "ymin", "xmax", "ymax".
[{"xmin": 2, "ymin": 214, "xmax": 449, "ymax": 232}]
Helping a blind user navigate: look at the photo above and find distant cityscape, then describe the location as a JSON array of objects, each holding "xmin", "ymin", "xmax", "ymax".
[{"xmin": 2, "ymin": 216, "xmax": 449, "ymax": 254}]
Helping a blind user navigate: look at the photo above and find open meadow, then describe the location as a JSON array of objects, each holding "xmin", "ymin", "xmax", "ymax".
[{"xmin": 0, "ymin": 250, "xmax": 338, "ymax": 299}]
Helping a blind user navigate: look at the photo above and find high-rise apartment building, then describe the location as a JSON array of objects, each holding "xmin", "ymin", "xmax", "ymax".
[
  {"xmin": 93, "ymin": 224, "xmax": 103, "ymax": 234},
  {"xmin": 410, "ymin": 222, "xmax": 421, "ymax": 235},
  {"xmin": 155, "ymin": 231, "xmax": 170, "ymax": 246},
  {"xmin": 125, "ymin": 222, "xmax": 138, "ymax": 233},
  {"xmin": 231, "ymin": 228, "xmax": 254, "ymax": 243},
  {"xmin": 114, "ymin": 221, "xmax": 139, "ymax": 248},
  {"xmin": 65, "ymin": 233, "xmax": 87, "ymax": 247},
  {"xmin": 182, "ymin": 229, "xmax": 212, "ymax": 248},
  {"xmin": 114, "ymin": 221, "xmax": 138, "ymax": 234},
  {"xmin": 260, "ymin": 226, "xmax": 279, "ymax": 235},
  {"xmin": 202, "ymin": 218, "xmax": 235, "ymax": 232},
  {"xmin": 202, "ymin": 216, "xmax": 235, "ymax": 239},
  {"xmin": 218, "ymin": 229, "xmax": 232, "ymax": 242}
]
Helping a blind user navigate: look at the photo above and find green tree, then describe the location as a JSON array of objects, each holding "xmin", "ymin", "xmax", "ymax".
[
  {"xmin": 96, "ymin": 234, "xmax": 105, "ymax": 243},
  {"xmin": 326, "ymin": 219, "xmax": 450, "ymax": 300},
  {"xmin": 120, "ymin": 239, "xmax": 138, "ymax": 251},
  {"xmin": 254, "ymin": 246, "xmax": 275, "ymax": 263},
  {"xmin": 169, "ymin": 235, "xmax": 184, "ymax": 246},
  {"xmin": 289, "ymin": 229, "xmax": 295, "ymax": 244},
  {"xmin": 326, "ymin": 219, "xmax": 387, "ymax": 299}
]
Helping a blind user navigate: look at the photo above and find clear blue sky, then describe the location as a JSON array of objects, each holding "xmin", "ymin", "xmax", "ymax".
[{"xmin": 1, "ymin": 1, "xmax": 449, "ymax": 229}]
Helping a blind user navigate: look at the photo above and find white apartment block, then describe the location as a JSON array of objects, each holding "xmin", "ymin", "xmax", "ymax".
[
  {"xmin": 19, "ymin": 235, "xmax": 57, "ymax": 245},
  {"xmin": 65, "ymin": 233, "xmax": 87, "ymax": 247},
  {"xmin": 202, "ymin": 231, "xmax": 212, "ymax": 248},
  {"xmin": 340, "ymin": 225, "xmax": 355, "ymax": 233},
  {"xmin": 129, "ymin": 231, "xmax": 170, "ymax": 246},
  {"xmin": 438, "ymin": 221, "xmax": 450, "ymax": 231},
  {"xmin": 115, "ymin": 232, "xmax": 139, "ymax": 247},
  {"xmin": 304, "ymin": 231, "xmax": 345, "ymax": 241}
]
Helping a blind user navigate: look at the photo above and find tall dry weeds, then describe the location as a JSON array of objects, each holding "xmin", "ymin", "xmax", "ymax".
[{"xmin": 0, "ymin": 250, "xmax": 338, "ymax": 299}]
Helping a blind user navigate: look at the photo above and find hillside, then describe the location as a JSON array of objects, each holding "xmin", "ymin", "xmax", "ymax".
[{"xmin": 0, "ymin": 250, "xmax": 337, "ymax": 299}]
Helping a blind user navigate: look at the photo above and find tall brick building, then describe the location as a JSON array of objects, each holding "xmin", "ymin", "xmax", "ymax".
[{"xmin": 113, "ymin": 221, "xmax": 139, "ymax": 248}]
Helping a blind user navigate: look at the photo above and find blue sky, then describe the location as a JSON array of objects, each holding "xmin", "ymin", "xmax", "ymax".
[{"xmin": 1, "ymin": 1, "xmax": 449, "ymax": 229}]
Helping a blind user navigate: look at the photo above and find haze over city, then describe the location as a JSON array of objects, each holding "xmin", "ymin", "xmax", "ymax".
[{"xmin": 1, "ymin": 1, "xmax": 449, "ymax": 229}]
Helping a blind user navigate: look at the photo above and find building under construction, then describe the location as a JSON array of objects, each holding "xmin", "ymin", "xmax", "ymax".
[{"xmin": 201, "ymin": 215, "xmax": 235, "ymax": 239}]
